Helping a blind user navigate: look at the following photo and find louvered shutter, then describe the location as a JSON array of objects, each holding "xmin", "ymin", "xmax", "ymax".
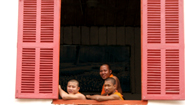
[
  {"xmin": 15, "ymin": 0, "xmax": 61, "ymax": 98},
  {"xmin": 142, "ymin": 0, "xmax": 184, "ymax": 100}
]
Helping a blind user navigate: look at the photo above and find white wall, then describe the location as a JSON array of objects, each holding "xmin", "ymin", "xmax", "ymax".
[
  {"xmin": 0, "ymin": 0, "xmax": 185, "ymax": 105},
  {"xmin": 0, "ymin": 0, "xmax": 51, "ymax": 105}
]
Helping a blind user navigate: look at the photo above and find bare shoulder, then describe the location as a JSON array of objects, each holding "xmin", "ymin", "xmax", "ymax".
[
  {"xmin": 76, "ymin": 93, "xmax": 86, "ymax": 99},
  {"xmin": 77, "ymin": 93, "xmax": 85, "ymax": 96}
]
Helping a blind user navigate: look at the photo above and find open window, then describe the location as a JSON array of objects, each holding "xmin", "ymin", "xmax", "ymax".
[
  {"xmin": 58, "ymin": 0, "xmax": 141, "ymax": 100},
  {"xmin": 15, "ymin": 0, "xmax": 184, "ymax": 104}
]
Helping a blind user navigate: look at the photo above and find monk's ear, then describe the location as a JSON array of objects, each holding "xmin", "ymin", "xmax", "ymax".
[
  {"xmin": 77, "ymin": 87, "xmax": 80, "ymax": 91},
  {"xmin": 113, "ymin": 84, "xmax": 116, "ymax": 89},
  {"xmin": 110, "ymin": 70, "xmax": 112, "ymax": 74}
]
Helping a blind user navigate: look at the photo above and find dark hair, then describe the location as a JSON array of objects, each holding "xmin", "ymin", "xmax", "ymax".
[
  {"xmin": 105, "ymin": 77, "xmax": 116, "ymax": 85},
  {"xmin": 68, "ymin": 79, "xmax": 79, "ymax": 87},
  {"xmin": 101, "ymin": 63, "xmax": 111, "ymax": 70}
]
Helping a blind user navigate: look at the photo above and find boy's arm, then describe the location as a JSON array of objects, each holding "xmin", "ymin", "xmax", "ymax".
[
  {"xmin": 58, "ymin": 85, "xmax": 68, "ymax": 97},
  {"xmin": 59, "ymin": 85, "xmax": 86, "ymax": 100},
  {"xmin": 86, "ymin": 95, "xmax": 101, "ymax": 100},
  {"xmin": 62, "ymin": 93, "xmax": 86, "ymax": 100},
  {"xmin": 86, "ymin": 94, "xmax": 120, "ymax": 101}
]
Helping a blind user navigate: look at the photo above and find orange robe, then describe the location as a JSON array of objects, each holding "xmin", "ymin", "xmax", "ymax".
[
  {"xmin": 114, "ymin": 92, "xmax": 124, "ymax": 100},
  {"xmin": 101, "ymin": 74, "xmax": 114, "ymax": 95}
]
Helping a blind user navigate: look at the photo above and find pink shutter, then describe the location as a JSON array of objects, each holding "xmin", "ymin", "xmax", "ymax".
[
  {"xmin": 15, "ymin": 0, "xmax": 61, "ymax": 98},
  {"xmin": 142, "ymin": 0, "xmax": 184, "ymax": 100}
]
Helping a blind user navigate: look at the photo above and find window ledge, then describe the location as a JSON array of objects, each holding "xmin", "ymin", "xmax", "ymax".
[{"xmin": 52, "ymin": 99, "xmax": 148, "ymax": 104}]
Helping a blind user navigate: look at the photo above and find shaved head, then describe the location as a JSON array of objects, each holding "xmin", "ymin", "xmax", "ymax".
[
  {"xmin": 105, "ymin": 77, "xmax": 116, "ymax": 85},
  {"xmin": 68, "ymin": 79, "xmax": 79, "ymax": 87},
  {"xmin": 101, "ymin": 64, "xmax": 111, "ymax": 70},
  {"xmin": 67, "ymin": 79, "xmax": 80, "ymax": 94}
]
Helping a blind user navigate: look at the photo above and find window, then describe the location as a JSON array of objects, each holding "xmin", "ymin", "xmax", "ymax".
[
  {"xmin": 59, "ymin": 0, "xmax": 141, "ymax": 100},
  {"xmin": 15, "ymin": 0, "xmax": 184, "ymax": 103}
]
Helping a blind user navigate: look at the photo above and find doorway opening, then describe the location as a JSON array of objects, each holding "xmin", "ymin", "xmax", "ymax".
[{"xmin": 59, "ymin": 0, "xmax": 141, "ymax": 100}]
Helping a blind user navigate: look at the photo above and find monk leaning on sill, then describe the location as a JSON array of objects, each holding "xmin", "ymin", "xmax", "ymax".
[
  {"xmin": 59, "ymin": 79, "xmax": 86, "ymax": 100},
  {"xmin": 86, "ymin": 77, "xmax": 124, "ymax": 101}
]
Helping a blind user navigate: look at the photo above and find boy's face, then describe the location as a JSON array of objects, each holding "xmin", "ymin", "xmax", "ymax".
[
  {"xmin": 104, "ymin": 80, "xmax": 116, "ymax": 95},
  {"xmin": 100, "ymin": 65, "xmax": 112, "ymax": 80},
  {"xmin": 67, "ymin": 82, "xmax": 80, "ymax": 94}
]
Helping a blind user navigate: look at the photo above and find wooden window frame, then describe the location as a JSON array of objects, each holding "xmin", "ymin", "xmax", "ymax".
[{"xmin": 52, "ymin": 100, "xmax": 148, "ymax": 104}]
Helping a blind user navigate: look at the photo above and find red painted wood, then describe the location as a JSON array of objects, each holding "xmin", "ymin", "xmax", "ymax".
[
  {"xmin": 141, "ymin": 0, "xmax": 184, "ymax": 100},
  {"xmin": 15, "ymin": 0, "xmax": 61, "ymax": 99},
  {"xmin": 53, "ymin": 100, "xmax": 148, "ymax": 104}
]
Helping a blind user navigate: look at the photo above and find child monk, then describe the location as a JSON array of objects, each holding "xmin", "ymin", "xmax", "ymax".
[
  {"xmin": 59, "ymin": 79, "xmax": 86, "ymax": 100},
  {"xmin": 86, "ymin": 77, "xmax": 124, "ymax": 101}
]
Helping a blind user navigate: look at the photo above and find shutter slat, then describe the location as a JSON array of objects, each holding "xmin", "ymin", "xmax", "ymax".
[
  {"xmin": 23, "ymin": 0, "xmax": 36, "ymax": 43},
  {"xmin": 165, "ymin": 0, "xmax": 179, "ymax": 43},
  {"xmin": 165, "ymin": 49, "xmax": 180, "ymax": 94},
  {"xmin": 21, "ymin": 48, "xmax": 35, "ymax": 94},
  {"xmin": 39, "ymin": 48, "xmax": 53, "ymax": 94},
  {"xmin": 147, "ymin": 0, "xmax": 161, "ymax": 44},
  {"xmin": 40, "ymin": 0, "xmax": 54, "ymax": 43}
]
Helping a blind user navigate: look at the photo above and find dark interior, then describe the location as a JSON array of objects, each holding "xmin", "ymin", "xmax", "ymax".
[
  {"xmin": 60, "ymin": 0, "xmax": 140, "ymax": 26},
  {"xmin": 59, "ymin": 0, "xmax": 141, "ymax": 100}
]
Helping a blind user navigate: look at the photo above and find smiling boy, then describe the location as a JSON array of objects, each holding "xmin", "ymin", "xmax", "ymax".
[
  {"xmin": 86, "ymin": 77, "xmax": 124, "ymax": 101},
  {"xmin": 59, "ymin": 79, "xmax": 86, "ymax": 100}
]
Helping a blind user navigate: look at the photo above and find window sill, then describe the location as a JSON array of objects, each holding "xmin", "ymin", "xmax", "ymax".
[{"xmin": 52, "ymin": 99, "xmax": 148, "ymax": 104}]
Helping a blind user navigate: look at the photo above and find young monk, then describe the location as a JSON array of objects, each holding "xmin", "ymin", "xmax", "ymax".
[
  {"xmin": 100, "ymin": 64, "xmax": 122, "ymax": 95},
  {"xmin": 59, "ymin": 79, "xmax": 86, "ymax": 100},
  {"xmin": 86, "ymin": 77, "xmax": 124, "ymax": 101}
]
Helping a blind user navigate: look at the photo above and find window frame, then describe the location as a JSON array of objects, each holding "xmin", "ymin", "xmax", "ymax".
[{"xmin": 52, "ymin": 99, "xmax": 148, "ymax": 104}]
